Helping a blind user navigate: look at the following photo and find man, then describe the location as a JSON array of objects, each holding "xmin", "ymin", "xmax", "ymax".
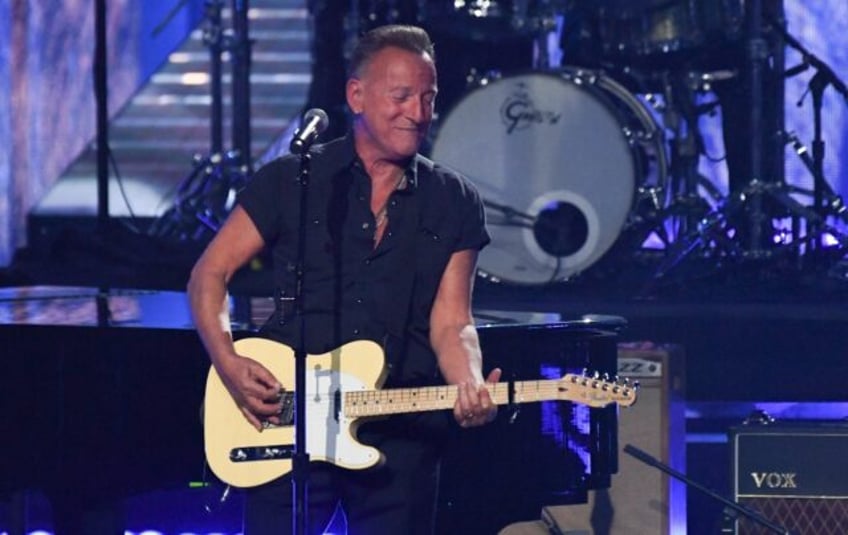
[{"xmin": 188, "ymin": 25, "xmax": 500, "ymax": 534}]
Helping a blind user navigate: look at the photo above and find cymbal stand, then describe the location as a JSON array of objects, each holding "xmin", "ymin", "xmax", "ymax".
[
  {"xmin": 738, "ymin": 0, "xmax": 771, "ymax": 257},
  {"xmin": 149, "ymin": 0, "xmax": 252, "ymax": 242}
]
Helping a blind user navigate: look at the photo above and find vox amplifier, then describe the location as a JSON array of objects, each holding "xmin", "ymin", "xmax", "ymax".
[{"xmin": 730, "ymin": 421, "xmax": 848, "ymax": 535}]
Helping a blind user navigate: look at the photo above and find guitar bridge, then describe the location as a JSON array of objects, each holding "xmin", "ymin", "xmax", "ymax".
[{"xmin": 230, "ymin": 445, "xmax": 294, "ymax": 463}]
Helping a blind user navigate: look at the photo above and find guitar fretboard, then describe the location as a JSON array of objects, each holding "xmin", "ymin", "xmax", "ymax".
[{"xmin": 344, "ymin": 379, "xmax": 564, "ymax": 417}]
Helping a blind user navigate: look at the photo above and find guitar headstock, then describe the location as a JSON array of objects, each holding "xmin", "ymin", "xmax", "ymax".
[{"xmin": 559, "ymin": 372, "xmax": 639, "ymax": 408}]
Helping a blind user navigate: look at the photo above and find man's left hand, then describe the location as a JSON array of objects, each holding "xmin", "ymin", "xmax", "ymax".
[{"xmin": 453, "ymin": 368, "xmax": 502, "ymax": 428}]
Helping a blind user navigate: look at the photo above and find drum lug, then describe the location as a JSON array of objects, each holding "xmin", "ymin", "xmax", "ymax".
[{"xmin": 569, "ymin": 68, "xmax": 598, "ymax": 87}]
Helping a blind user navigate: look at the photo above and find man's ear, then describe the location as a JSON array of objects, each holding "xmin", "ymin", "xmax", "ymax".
[{"xmin": 346, "ymin": 78, "xmax": 363, "ymax": 114}]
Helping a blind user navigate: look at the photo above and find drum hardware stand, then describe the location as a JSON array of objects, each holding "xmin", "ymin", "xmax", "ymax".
[
  {"xmin": 649, "ymin": 157, "xmax": 848, "ymax": 287},
  {"xmin": 654, "ymin": 0, "xmax": 777, "ymax": 261},
  {"xmin": 647, "ymin": 177, "xmax": 848, "ymax": 284},
  {"xmin": 148, "ymin": 0, "xmax": 253, "ymax": 243},
  {"xmin": 646, "ymin": 0, "xmax": 796, "ymax": 284},
  {"xmin": 527, "ymin": 3, "xmax": 561, "ymax": 70},
  {"xmin": 730, "ymin": 0, "xmax": 785, "ymax": 259},
  {"xmin": 657, "ymin": 69, "xmax": 725, "ymax": 236}
]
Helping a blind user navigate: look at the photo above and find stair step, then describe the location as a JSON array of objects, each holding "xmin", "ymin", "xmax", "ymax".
[{"xmin": 32, "ymin": 0, "xmax": 311, "ymax": 224}]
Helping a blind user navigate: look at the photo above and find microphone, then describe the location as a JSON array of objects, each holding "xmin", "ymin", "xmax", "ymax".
[{"xmin": 289, "ymin": 108, "xmax": 329, "ymax": 154}]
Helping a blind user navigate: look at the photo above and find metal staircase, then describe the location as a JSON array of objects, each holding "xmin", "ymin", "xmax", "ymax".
[{"xmin": 30, "ymin": 0, "xmax": 311, "ymax": 226}]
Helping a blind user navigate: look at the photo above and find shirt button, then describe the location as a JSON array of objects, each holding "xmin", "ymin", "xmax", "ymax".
[
  {"xmin": 364, "ymin": 259, "xmax": 371, "ymax": 265},
  {"xmin": 313, "ymin": 218, "xmax": 320, "ymax": 225},
  {"xmin": 355, "ymin": 297, "xmax": 363, "ymax": 304},
  {"xmin": 353, "ymin": 328, "xmax": 360, "ymax": 335},
  {"xmin": 362, "ymin": 222, "xmax": 370, "ymax": 230}
]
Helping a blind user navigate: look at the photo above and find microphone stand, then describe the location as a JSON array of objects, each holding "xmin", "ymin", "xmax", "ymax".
[
  {"xmin": 291, "ymin": 149, "xmax": 313, "ymax": 535},
  {"xmin": 624, "ymin": 444, "xmax": 795, "ymax": 535},
  {"xmin": 774, "ymin": 22, "xmax": 848, "ymax": 255}
]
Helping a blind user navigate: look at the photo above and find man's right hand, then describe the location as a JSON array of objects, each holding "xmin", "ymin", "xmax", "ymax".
[{"xmin": 215, "ymin": 354, "xmax": 284, "ymax": 431}]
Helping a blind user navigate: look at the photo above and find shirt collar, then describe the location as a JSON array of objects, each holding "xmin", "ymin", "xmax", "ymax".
[{"xmin": 336, "ymin": 132, "xmax": 420, "ymax": 193}]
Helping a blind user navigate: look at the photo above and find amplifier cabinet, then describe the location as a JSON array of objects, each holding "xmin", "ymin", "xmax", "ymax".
[{"xmin": 731, "ymin": 421, "xmax": 848, "ymax": 535}]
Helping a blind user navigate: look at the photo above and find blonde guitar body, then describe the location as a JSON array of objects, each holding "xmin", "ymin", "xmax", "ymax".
[
  {"xmin": 204, "ymin": 337, "xmax": 637, "ymax": 488},
  {"xmin": 204, "ymin": 338, "xmax": 387, "ymax": 488}
]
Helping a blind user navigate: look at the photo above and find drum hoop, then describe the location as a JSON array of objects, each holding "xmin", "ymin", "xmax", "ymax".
[
  {"xmin": 560, "ymin": 67, "xmax": 669, "ymax": 198},
  {"xmin": 434, "ymin": 68, "xmax": 656, "ymax": 150}
]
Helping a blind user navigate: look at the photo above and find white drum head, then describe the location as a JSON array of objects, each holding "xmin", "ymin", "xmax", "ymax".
[{"xmin": 431, "ymin": 73, "xmax": 637, "ymax": 284}]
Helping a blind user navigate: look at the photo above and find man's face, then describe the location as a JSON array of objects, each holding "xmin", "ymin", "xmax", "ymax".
[{"xmin": 347, "ymin": 46, "xmax": 437, "ymax": 162}]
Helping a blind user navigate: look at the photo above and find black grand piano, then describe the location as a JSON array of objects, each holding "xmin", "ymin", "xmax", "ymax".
[{"xmin": 0, "ymin": 286, "xmax": 620, "ymax": 534}]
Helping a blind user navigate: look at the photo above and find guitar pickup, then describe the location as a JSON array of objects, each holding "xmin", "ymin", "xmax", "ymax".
[
  {"xmin": 279, "ymin": 391, "xmax": 295, "ymax": 425},
  {"xmin": 230, "ymin": 446, "xmax": 294, "ymax": 463}
]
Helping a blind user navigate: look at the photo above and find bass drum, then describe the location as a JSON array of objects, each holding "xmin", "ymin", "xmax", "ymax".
[{"xmin": 430, "ymin": 69, "xmax": 667, "ymax": 285}]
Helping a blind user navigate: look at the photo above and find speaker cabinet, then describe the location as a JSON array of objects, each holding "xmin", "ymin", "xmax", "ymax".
[
  {"xmin": 529, "ymin": 344, "xmax": 687, "ymax": 535},
  {"xmin": 730, "ymin": 422, "xmax": 848, "ymax": 535}
]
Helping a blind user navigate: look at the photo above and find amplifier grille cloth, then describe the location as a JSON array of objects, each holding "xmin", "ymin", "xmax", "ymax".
[{"xmin": 737, "ymin": 497, "xmax": 848, "ymax": 535}]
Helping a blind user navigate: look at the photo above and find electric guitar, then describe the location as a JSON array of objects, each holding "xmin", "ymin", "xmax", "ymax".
[{"xmin": 204, "ymin": 337, "xmax": 638, "ymax": 488}]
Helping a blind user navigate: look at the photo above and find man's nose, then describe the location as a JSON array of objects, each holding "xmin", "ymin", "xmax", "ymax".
[{"xmin": 407, "ymin": 99, "xmax": 429, "ymax": 123}]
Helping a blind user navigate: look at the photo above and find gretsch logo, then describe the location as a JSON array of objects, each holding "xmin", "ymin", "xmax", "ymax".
[
  {"xmin": 501, "ymin": 83, "xmax": 561, "ymax": 134},
  {"xmin": 750, "ymin": 472, "xmax": 797, "ymax": 489}
]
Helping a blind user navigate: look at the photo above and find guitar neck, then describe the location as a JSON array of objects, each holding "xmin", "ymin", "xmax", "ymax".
[{"xmin": 344, "ymin": 379, "xmax": 560, "ymax": 418}]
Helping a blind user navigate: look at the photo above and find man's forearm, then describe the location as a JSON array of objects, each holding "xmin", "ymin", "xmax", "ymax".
[
  {"xmin": 188, "ymin": 268, "xmax": 237, "ymax": 370},
  {"xmin": 432, "ymin": 322, "xmax": 485, "ymax": 386}
]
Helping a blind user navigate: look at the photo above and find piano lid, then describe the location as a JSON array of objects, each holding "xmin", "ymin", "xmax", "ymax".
[{"xmin": 0, "ymin": 285, "xmax": 196, "ymax": 329}]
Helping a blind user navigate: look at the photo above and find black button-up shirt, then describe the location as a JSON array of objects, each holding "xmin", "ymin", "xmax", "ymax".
[{"xmin": 238, "ymin": 133, "xmax": 489, "ymax": 387}]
